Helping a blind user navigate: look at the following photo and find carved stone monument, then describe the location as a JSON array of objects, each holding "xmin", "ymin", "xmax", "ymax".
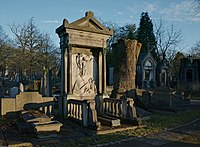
[{"xmin": 56, "ymin": 11, "xmax": 113, "ymax": 117}]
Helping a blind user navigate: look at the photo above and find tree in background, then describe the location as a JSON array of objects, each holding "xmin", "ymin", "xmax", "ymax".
[
  {"xmin": 9, "ymin": 18, "xmax": 59, "ymax": 83},
  {"xmin": 191, "ymin": 40, "xmax": 200, "ymax": 58},
  {"xmin": 99, "ymin": 17, "xmax": 137, "ymax": 67},
  {"xmin": 169, "ymin": 52, "xmax": 185, "ymax": 84},
  {"xmin": 194, "ymin": 0, "xmax": 200, "ymax": 13},
  {"xmin": 154, "ymin": 19, "xmax": 182, "ymax": 62},
  {"xmin": 137, "ymin": 12, "xmax": 157, "ymax": 59},
  {"xmin": 0, "ymin": 26, "xmax": 13, "ymax": 80}
]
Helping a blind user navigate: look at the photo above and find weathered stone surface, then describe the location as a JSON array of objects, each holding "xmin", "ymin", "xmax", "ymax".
[
  {"xmin": 71, "ymin": 53, "xmax": 97, "ymax": 97},
  {"xmin": 33, "ymin": 121, "xmax": 63, "ymax": 133},
  {"xmin": 111, "ymin": 39, "xmax": 142, "ymax": 98},
  {"xmin": 56, "ymin": 11, "xmax": 113, "ymax": 128},
  {"xmin": 98, "ymin": 115, "xmax": 121, "ymax": 127},
  {"xmin": 0, "ymin": 92, "xmax": 54, "ymax": 116},
  {"xmin": 21, "ymin": 111, "xmax": 51, "ymax": 123}
]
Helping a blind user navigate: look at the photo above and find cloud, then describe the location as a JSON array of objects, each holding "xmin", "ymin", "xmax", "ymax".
[
  {"xmin": 145, "ymin": 4, "xmax": 158, "ymax": 13},
  {"xmin": 41, "ymin": 19, "xmax": 60, "ymax": 24},
  {"xmin": 117, "ymin": 11, "xmax": 123, "ymax": 15},
  {"xmin": 159, "ymin": 0, "xmax": 200, "ymax": 22},
  {"xmin": 129, "ymin": 15, "xmax": 133, "ymax": 19}
]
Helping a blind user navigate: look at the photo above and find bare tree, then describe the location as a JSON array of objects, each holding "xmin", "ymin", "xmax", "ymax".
[
  {"xmin": 9, "ymin": 18, "xmax": 59, "ymax": 82},
  {"xmin": 194, "ymin": 0, "xmax": 200, "ymax": 14},
  {"xmin": 191, "ymin": 40, "xmax": 200, "ymax": 58},
  {"xmin": 154, "ymin": 19, "xmax": 182, "ymax": 61},
  {"xmin": 0, "ymin": 26, "xmax": 13, "ymax": 78}
]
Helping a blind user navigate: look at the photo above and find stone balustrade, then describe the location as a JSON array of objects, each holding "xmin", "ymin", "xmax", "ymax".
[
  {"xmin": 38, "ymin": 102, "xmax": 54, "ymax": 116},
  {"xmin": 103, "ymin": 98, "xmax": 124, "ymax": 117},
  {"xmin": 67, "ymin": 99, "xmax": 100, "ymax": 128},
  {"xmin": 68, "ymin": 99, "xmax": 83, "ymax": 121},
  {"xmin": 102, "ymin": 98, "xmax": 137, "ymax": 120}
]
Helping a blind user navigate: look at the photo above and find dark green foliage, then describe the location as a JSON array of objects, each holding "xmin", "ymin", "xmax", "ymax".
[
  {"xmin": 118, "ymin": 24, "xmax": 137, "ymax": 40},
  {"xmin": 169, "ymin": 52, "xmax": 185, "ymax": 79},
  {"xmin": 137, "ymin": 12, "xmax": 157, "ymax": 59}
]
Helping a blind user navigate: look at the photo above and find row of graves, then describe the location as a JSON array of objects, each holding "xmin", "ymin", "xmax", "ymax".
[{"xmin": 0, "ymin": 11, "xmax": 193, "ymax": 146}]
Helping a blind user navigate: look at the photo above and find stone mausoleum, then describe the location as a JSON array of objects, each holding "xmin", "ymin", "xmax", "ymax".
[
  {"xmin": 179, "ymin": 56, "xmax": 200, "ymax": 89},
  {"xmin": 136, "ymin": 52, "xmax": 157, "ymax": 88}
]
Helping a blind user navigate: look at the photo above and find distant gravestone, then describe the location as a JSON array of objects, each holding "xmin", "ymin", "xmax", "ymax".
[
  {"xmin": 19, "ymin": 83, "xmax": 24, "ymax": 92},
  {"xmin": 15, "ymin": 73, "xmax": 19, "ymax": 83},
  {"xmin": 10, "ymin": 87, "xmax": 19, "ymax": 97}
]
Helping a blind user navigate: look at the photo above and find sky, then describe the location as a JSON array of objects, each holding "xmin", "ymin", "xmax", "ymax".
[{"xmin": 0, "ymin": 0, "xmax": 200, "ymax": 52}]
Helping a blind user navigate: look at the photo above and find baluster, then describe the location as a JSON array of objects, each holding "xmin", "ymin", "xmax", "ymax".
[
  {"xmin": 44, "ymin": 106, "xmax": 47, "ymax": 114},
  {"xmin": 39, "ymin": 107, "xmax": 43, "ymax": 112},
  {"xmin": 110, "ymin": 102, "xmax": 113, "ymax": 115},
  {"xmin": 79, "ymin": 104, "xmax": 82, "ymax": 120},
  {"xmin": 73, "ymin": 103, "xmax": 75, "ymax": 118},
  {"xmin": 76, "ymin": 104, "xmax": 79, "ymax": 119},
  {"xmin": 119, "ymin": 101, "xmax": 122, "ymax": 117},
  {"xmin": 68, "ymin": 103, "xmax": 71, "ymax": 117},
  {"xmin": 115, "ymin": 102, "xmax": 119, "ymax": 117},
  {"xmin": 108, "ymin": 101, "xmax": 111, "ymax": 114},
  {"xmin": 49, "ymin": 105, "xmax": 52, "ymax": 115},
  {"xmin": 72, "ymin": 103, "xmax": 74, "ymax": 118}
]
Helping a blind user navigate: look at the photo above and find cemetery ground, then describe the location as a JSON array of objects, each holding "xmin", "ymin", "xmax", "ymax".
[{"xmin": 0, "ymin": 102, "xmax": 199, "ymax": 147}]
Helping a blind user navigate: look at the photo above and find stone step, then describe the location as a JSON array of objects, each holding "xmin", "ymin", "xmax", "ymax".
[
  {"xmin": 98, "ymin": 115, "xmax": 121, "ymax": 127},
  {"xmin": 33, "ymin": 120, "xmax": 63, "ymax": 134}
]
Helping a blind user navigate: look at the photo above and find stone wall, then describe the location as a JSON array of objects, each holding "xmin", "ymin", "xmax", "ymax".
[
  {"xmin": 111, "ymin": 39, "xmax": 142, "ymax": 98},
  {"xmin": 0, "ymin": 92, "xmax": 54, "ymax": 116}
]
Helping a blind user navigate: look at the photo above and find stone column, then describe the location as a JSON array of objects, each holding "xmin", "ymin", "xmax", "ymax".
[
  {"xmin": 68, "ymin": 44, "xmax": 72, "ymax": 94},
  {"xmin": 102, "ymin": 48, "xmax": 107, "ymax": 94},
  {"xmin": 98, "ymin": 51, "xmax": 103, "ymax": 94},
  {"xmin": 60, "ymin": 43, "xmax": 66, "ymax": 116},
  {"xmin": 64, "ymin": 50, "xmax": 68, "ymax": 94}
]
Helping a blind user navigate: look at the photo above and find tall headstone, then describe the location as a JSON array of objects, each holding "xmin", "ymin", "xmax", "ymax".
[
  {"xmin": 111, "ymin": 39, "xmax": 142, "ymax": 98},
  {"xmin": 46, "ymin": 69, "xmax": 52, "ymax": 97}
]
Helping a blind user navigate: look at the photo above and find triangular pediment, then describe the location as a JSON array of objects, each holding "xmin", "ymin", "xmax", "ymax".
[{"xmin": 66, "ymin": 11, "xmax": 113, "ymax": 35}]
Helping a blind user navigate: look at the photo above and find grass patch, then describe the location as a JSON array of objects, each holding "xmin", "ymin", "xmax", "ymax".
[
  {"xmin": 39, "ymin": 108, "xmax": 200, "ymax": 147},
  {"xmin": 190, "ymin": 97, "xmax": 200, "ymax": 100}
]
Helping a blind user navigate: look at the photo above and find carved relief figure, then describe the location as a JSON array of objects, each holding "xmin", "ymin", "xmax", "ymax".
[{"xmin": 72, "ymin": 54, "xmax": 96, "ymax": 96}]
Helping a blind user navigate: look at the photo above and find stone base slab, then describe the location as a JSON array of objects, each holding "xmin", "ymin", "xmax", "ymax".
[{"xmin": 33, "ymin": 121, "xmax": 63, "ymax": 134}]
